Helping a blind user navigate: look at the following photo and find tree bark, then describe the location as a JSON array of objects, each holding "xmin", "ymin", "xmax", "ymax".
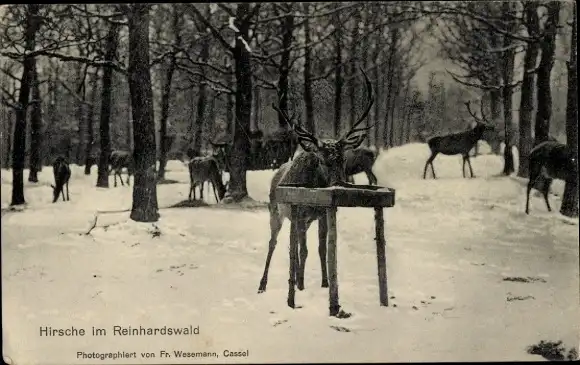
[
  {"xmin": 361, "ymin": 7, "xmax": 371, "ymax": 147},
  {"xmin": 226, "ymin": 3, "xmax": 253, "ymax": 202},
  {"xmin": 534, "ymin": 1, "xmax": 560, "ymax": 144},
  {"xmin": 383, "ymin": 28, "xmax": 399, "ymax": 148},
  {"xmin": 128, "ymin": 4, "xmax": 159, "ymax": 222},
  {"xmin": 302, "ymin": 3, "xmax": 315, "ymax": 134},
  {"xmin": 517, "ymin": 2, "xmax": 540, "ymax": 178},
  {"xmin": 489, "ymin": 90, "xmax": 502, "ymax": 154},
  {"xmin": 11, "ymin": 4, "xmax": 40, "ymax": 206},
  {"xmin": 277, "ymin": 3, "xmax": 294, "ymax": 131},
  {"xmin": 28, "ymin": 60, "xmax": 42, "ymax": 183},
  {"xmin": 84, "ymin": 70, "xmax": 99, "ymax": 175},
  {"xmin": 96, "ymin": 21, "xmax": 120, "ymax": 188},
  {"xmin": 560, "ymin": 2, "xmax": 578, "ymax": 218},
  {"xmin": 333, "ymin": 5, "xmax": 343, "ymax": 138},
  {"xmin": 75, "ymin": 64, "xmax": 88, "ymax": 164},
  {"xmin": 348, "ymin": 10, "xmax": 361, "ymax": 129},
  {"xmin": 501, "ymin": 1, "xmax": 516, "ymax": 176}
]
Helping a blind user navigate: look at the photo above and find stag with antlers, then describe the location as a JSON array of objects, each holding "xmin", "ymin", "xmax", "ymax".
[
  {"xmin": 422, "ymin": 101, "xmax": 495, "ymax": 179},
  {"xmin": 257, "ymin": 68, "xmax": 374, "ymax": 317}
]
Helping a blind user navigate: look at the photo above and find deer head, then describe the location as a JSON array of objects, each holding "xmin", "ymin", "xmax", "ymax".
[{"xmin": 272, "ymin": 67, "xmax": 374, "ymax": 186}]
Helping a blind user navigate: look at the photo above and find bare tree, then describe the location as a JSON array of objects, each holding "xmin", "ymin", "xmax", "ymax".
[
  {"xmin": 127, "ymin": 4, "xmax": 159, "ymax": 222},
  {"xmin": 560, "ymin": 2, "xmax": 578, "ymax": 218},
  {"xmin": 96, "ymin": 20, "xmax": 120, "ymax": 188},
  {"xmin": 28, "ymin": 61, "xmax": 42, "ymax": 183},
  {"xmin": 534, "ymin": 1, "xmax": 561, "ymax": 144},
  {"xmin": 517, "ymin": 1, "xmax": 540, "ymax": 178}
]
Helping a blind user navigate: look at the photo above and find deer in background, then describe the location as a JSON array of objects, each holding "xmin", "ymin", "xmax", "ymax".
[
  {"xmin": 257, "ymin": 67, "xmax": 374, "ymax": 300},
  {"xmin": 109, "ymin": 150, "xmax": 134, "ymax": 187},
  {"xmin": 51, "ymin": 156, "xmax": 71, "ymax": 203},
  {"xmin": 422, "ymin": 101, "xmax": 495, "ymax": 179},
  {"xmin": 187, "ymin": 156, "xmax": 227, "ymax": 203},
  {"xmin": 344, "ymin": 146, "xmax": 378, "ymax": 185},
  {"xmin": 525, "ymin": 140, "xmax": 577, "ymax": 214}
]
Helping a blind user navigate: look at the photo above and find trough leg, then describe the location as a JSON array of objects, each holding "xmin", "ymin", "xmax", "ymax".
[
  {"xmin": 374, "ymin": 207, "xmax": 388, "ymax": 307},
  {"xmin": 287, "ymin": 205, "xmax": 299, "ymax": 308},
  {"xmin": 327, "ymin": 206, "xmax": 348, "ymax": 317}
]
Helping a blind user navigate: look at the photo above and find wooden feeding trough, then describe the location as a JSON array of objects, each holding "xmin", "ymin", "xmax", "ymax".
[{"xmin": 275, "ymin": 183, "xmax": 396, "ymax": 317}]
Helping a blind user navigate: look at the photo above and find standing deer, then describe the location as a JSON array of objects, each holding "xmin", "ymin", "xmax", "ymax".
[
  {"xmin": 51, "ymin": 156, "xmax": 71, "ymax": 203},
  {"xmin": 525, "ymin": 140, "xmax": 577, "ymax": 214},
  {"xmin": 109, "ymin": 150, "xmax": 134, "ymax": 187},
  {"xmin": 188, "ymin": 156, "xmax": 227, "ymax": 203},
  {"xmin": 344, "ymin": 147, "xmax": 378, "ymax": 185},
  {"xmin": 423, "ymin": 101, "xmax": 495, "ymax": 179},
  {"xmin": 257, "ymin": 68, "xmax": 374, "ymax": 302}
]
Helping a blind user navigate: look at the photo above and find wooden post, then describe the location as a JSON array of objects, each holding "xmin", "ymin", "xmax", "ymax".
[
  {"xmin": 327, "ymin": 206, "xmax": 340, "ymax": 316},
  {"xmin": 287, "ymin": 205, "xmax": 299, "ymax": 308},
  {"xmin": 374, "ymin": 207, "xmax": 388, "ymax": 306}
]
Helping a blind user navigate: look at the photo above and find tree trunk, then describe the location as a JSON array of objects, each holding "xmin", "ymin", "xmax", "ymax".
[
  {"xmin": 534, "ymin": 1, "xmax": 560, "ymax": 144},
  {"xmin": 501, "ymin": 1, "xmax": 516, "ymax": 176},
  {"xmin": 517, "ymin": 2, "xmax": 540, "ymax": 178},
  {"xmin": 128, "ymin": 4, "xmax": 159, "ymax": 222},
  {"xmin": 11, "ymin": 4, "xmax": 40, "ymax": 206},
  {"xmin": 489, "ymin": 90, "xmax": 502, "ymax": 154},
  {"xmin": 333, "ymin": 5, "xmax": 343, "ymax": 138},
  {"xmin": 96, "ymin": 21, "xmax": 120, "ymax": 188},
  {"xmin": 277, "ymin": 4, "xmax": 294, "ymax": 131},
  {"xmin": 84, "ymin": 70, "xmax": 99, "ymax": 175},
  {"xmin": 28, "ymin": 60, "xmax": 42, "ymax": 183},
  {"xmin": 361, "ymin": 8, "xmax": 371, "ymax": 147},
  {"xmin": 75, "ymin": 64, "xmax": 88, "ymax": 164},
  {"xmin": 302, "ymin": 3, "xmax": 315, "ymax": 134},
  {"xmin": 157, "ymin": 57, "xmax": 176, "ymax": 180},
  {"xmin": 226, "ymin": 3, "xmax": 253, "ymax": 202},
  {"xmin": 348, "ymin": 11, "xmax": 361, "ymax": 129},
  {"xmin": 225, "ymin": 57, "xmax": 235, "ymax": 139},
  {"xmin": 372, "ymin": 27, "xmax": 381, "ymax": 148},
  {"xmin": 383, "ymin": 28, "xmax": 399, "ymax": 148},
  {"xmin": 560, "ymin": 3, "xmax": 578, "ymax": 218}
]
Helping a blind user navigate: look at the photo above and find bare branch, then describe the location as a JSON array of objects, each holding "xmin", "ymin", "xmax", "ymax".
[{"xmin": 186, "ymin": 4, "xmax": 233, "ymax": 53}]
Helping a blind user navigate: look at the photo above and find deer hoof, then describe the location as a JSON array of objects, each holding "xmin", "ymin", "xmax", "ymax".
[
  {"xmin": 321, "ymin": 280, "xmax": 329, "ymax": 288},
  {"xmin": 287, "ymin": 298, "xmax": 295, "ymax": 308}
]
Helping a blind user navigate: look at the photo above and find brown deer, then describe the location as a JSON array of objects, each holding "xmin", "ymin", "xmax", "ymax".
[
  {"xmin": 109, "ymin": 150, "xmax": 134, "ymax": 187},
  {"xmin": 187, "ymin": 156, "xmax": 227, "ymax": 203},
  {"xmin": 344, "ymin": 147, "xmax": 378, "ymax": 185},
  {"xmin": 422, "ymin": 101, "xmax": 495, "ymax": 179},
  {"xmin": 525, "ymin": 140, "xmax": 577, "ymax": 214},
  {"xmin": 257, "ymin": 68, "xmax": 374, "ymax": 303},
  {"xmin": 51, "ymin": 156, "xmax": 71, "ymax": 203}
]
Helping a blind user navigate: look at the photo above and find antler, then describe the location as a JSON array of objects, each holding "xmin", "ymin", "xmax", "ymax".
[
  {"xmin": 479, "ymin": 99, "xmax": 490, "ymax": 124},
  {"xmin": 271, "ymin": 98, "xmax": 317, "ymax": 145},
  {"xmin": 464, "ymin": 100, "xmax": 482, "ymax": 123},
  {"xmin": 339, "ymin": 66, "xmax": 375, "ymax": 143}
]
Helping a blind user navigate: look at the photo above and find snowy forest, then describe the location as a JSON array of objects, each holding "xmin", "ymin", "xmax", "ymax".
[{"xmin": 1, "ymin": 2, "xmax": 578, "ymax": 363}]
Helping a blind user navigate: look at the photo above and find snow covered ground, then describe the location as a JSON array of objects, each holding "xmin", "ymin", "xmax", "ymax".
[{"xmin": 2, "ymin": 143, "xmax": 578, "ymax": 364}]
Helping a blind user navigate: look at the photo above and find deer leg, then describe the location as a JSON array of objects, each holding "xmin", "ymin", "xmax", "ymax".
[
  {"xmin": 258, "ymin": 204, "xmax": 284, "ymax": 293},
  {"xmin": 211, "ymin": 182, "xmax": 219, "ymax": 203},
  {"xmin": 296, "ymin": 218, "xmax": 312, "ymax": 291},
  {"xmin": 318, "ymin": 214, "xmax": 329, "ymax": 288},
  {"xmin": 287, "ymin": 206, "xmax": 299, "ymax": 308},
  {"xmin": 61, "ymin": 187, "xmax": 65, "ymax": 202},
  {"xmin": 466, "ymin": 155, "xmax": 475, "ymax": 178},
  {"xmin": 462, "ymin": 156, "xmax": 467, "ymax": 178},
  {"xmin": 525, "ymin": 177, "xmax": 534, "ymax": 214},
  {"xmin": 366, "ymin": 170, "xmax": 378, "ymax": 185},
  {"xmin": 423, "ymin": 152, "xmax": 438, "ymax": 179},
  {"xmin": 126, "ymin": 170, "xmax": 130, "ymax": 186},
  {"xmin": 114, "ymin": 170, "xmax": 118, "ymax": 187},
  {"xmin": 188, "ymin": 181, "xmax": 194, "ymax": 201},
  {"xmin": 542, "ymin": 177, "xmax": 553, "ymax": 212},
  {"xmin": 118, "ymin": 170, "xmax": 125, "ymax": 186},
  {"xmin": 66, "ymin": 181, "xmax": 70, "ymax": 201}
]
